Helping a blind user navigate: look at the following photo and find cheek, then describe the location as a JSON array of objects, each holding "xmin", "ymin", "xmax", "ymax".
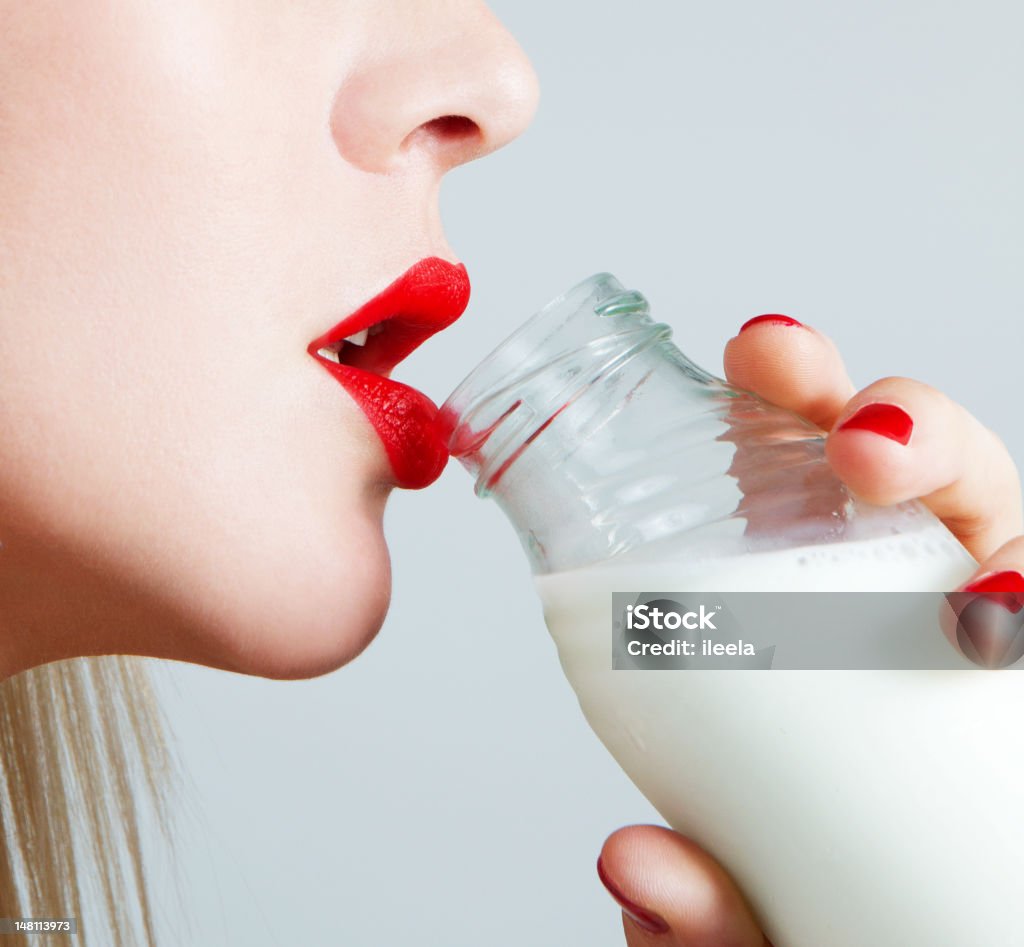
[
  {"xmin": 0, "ymin": 3, "xmax": 402, "ymax": 676},
  {"xmin": 0, "ymin": 338, "xmax": 397, "ymax": 678}
]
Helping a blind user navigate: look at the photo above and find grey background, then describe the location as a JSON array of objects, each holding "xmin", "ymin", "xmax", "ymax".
[{"xmin": 146, "ymin": 2, "xmax": 1022, "ymax": 944}]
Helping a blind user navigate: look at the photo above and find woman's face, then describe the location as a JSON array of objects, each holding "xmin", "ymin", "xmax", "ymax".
[{"xmin": 0, "ymin": 0, "xmax": 538, "ymax": 679}]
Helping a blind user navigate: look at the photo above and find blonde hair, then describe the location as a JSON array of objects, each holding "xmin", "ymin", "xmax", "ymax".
[{"xmin": 0, "ymin": 655, "xmax": 181, "ymax": 945}]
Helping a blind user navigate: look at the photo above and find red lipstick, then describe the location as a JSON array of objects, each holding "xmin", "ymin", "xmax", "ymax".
[{"xmin": 307, "ymin": 257, "xmax": 471, "ymax": 489}]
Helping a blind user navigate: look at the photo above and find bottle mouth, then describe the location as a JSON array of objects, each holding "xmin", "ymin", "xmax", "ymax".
[
  {"xmin": 439, "ymin": 273, "xmax": 623, "ymax": 447},
  {"xmin": 438, "ymin": 271, "xmax": 663, "ymax": 494}
]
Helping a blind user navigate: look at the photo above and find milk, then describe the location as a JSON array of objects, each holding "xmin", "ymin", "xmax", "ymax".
[{"xmin": 535, "ymin": 522, "xmax": 1024, "ymax": 947}]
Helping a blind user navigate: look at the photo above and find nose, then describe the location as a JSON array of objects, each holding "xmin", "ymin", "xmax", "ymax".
[{"xmin": 330, "ymin": 3, "xmax": 539, "ymax": 175}]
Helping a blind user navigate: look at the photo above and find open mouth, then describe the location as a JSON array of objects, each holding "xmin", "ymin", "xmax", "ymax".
[
  {"xmin": 312, "ymin": 314, "xmax": 429, "ymax": 378},
  {"xmin": 314, "ymin": 325, "xmax": 379, "ymax": 368},
  {"xmin": 307, "ymin": 257, "xmax": 471, "ymax": 490}
]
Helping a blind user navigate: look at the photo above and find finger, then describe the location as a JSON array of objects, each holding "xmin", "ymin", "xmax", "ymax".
[
  {"xmin": 939, "ymin": 534, "xmax": 1024, "ymax": 667},
  {"xmin": 725, "ymin": 317, "xmax": 1023, "ymax": 561},
  {"xmin": 824, "ymin": 376, "xmax": 1023, "ymax": 561},
  {"xmin": 597, "ymin": 825, "xmax": 770, "ymax": 947},
  {"xmin": 723, "ymin": 314, "xmax": 857, "ymax": 430}
]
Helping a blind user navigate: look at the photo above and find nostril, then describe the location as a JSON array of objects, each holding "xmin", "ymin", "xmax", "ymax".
[
  {"xmin": 424, "ymin": 114, "xmax": 479, "ymax": 138},
  {"xmin": 401, "ymin": 114, "xmax": 483, "ymax": 157}
]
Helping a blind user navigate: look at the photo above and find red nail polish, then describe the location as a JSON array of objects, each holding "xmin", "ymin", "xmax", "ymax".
[
  {"xmin": 836, "ymin": 403, "xmax": 914, "ymax": 445},
  {"xmin": 963, "ymin": 570, "xmax": 1024, "ymax": 614},
  {"xmin": 738, "ymin": 313, "xmax": 804, "ymax": 333},
  {"xmin": 596, "ymin": 857, "xmax": 670, "ymax": 935}
]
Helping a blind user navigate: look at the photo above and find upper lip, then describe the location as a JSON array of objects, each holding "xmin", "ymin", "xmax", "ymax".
[{"xmin": 306, "ymin": 256, "xmax": 471, "ymax": 376}]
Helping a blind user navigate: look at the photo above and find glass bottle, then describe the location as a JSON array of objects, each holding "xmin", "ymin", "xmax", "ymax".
[{"xmin": 439, "ymin": 273, "xmax": 1024, "ymax": 947}]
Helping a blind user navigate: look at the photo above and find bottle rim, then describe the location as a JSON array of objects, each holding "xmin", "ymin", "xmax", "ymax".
[{"xmin": 438, "ymin": 271, "xmax": 626, "ymax": 452}]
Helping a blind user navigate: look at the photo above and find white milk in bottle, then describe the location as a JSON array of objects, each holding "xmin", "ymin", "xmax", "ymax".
[{"xmin": 439, "ymin": 274, "xmax": 1024, "ymax": 947}]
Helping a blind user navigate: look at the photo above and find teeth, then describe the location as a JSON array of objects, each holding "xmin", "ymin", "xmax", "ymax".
[{"xmin": 315, "ymin": 327, "xmax": 374, "ymax": 364}]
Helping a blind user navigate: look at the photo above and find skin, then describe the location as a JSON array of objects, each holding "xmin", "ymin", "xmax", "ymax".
[
  {"xmin": 0, "ymin": 0, "xmax": 539, "ymax": 680},
  {"xmin": 1, "ymin": 2, "xmax": 1020, "ymax": 942}
]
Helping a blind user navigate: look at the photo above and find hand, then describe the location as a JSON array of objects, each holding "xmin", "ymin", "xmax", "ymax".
[{"xmin": 596, "ymin": 312, "xmax": 1024, "ymax": 945}]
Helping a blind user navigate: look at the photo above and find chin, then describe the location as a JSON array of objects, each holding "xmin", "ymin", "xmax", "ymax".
[
  {"xmin": 187, "ymin": 507, "xmax": 395, "ymax": 682},
  {"xmin": 238, "ymin": 587, "xmax": 392, "ymax": 682}
]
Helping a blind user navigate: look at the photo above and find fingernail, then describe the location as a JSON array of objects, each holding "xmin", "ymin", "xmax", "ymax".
[
  {"xmin": 738, "ymin": 313, "xmax": 804, "ymax": 333},
  {"xmin": 963, "ymin": 570, "xmax": 1024, "ymax": 614},
  {"xmin": 955, "ymin": 595, "xmax": 1024, "ymax": 668},
  {"xmin": 596, "ymin": 857, "xmax": 670, "ymax": 935},
  {"xmin": 835, "ymin": 402, "xmax": 914, "ymax": 445}
]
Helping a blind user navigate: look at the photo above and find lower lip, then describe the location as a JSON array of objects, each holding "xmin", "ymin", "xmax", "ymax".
[{"xmin": 317, "ymin": 360, "xmax": 448, "ymax": 490}]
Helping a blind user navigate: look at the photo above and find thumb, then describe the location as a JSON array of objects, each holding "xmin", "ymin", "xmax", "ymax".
[{"xmin": 597, "ymin": 825, "xmax": 771, "ymax": 947}]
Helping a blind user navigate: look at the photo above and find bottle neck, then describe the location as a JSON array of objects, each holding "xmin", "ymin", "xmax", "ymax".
[
  {"xmin": 441, "ymin": 275, "xmax": 947, "ymax": 578},
  {"xmin": 439, "ymin": 274, "xmax": 741, "ymax": 574}
]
